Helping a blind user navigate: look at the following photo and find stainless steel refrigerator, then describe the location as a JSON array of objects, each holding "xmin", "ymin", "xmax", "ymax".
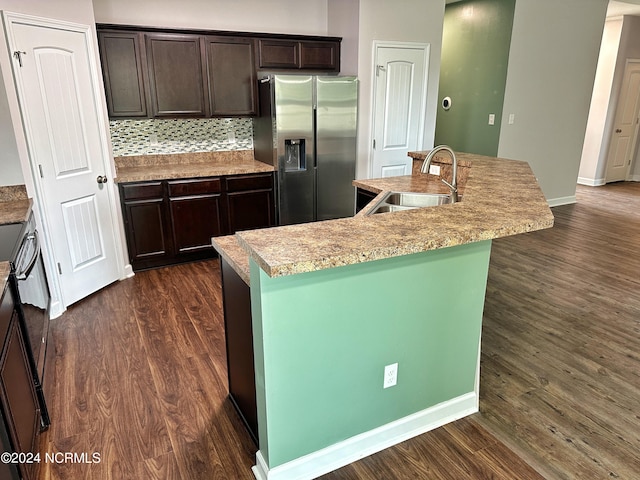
[{"xmin": 253, "ymin": 75, "xmax": 358, "ymax": 225}]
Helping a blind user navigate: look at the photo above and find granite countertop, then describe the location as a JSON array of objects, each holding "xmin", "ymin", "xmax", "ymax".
[
  {"xmin": 212, "ymin": 234, "xmax": 251, "ymax": 285},
  {"xmin": 0, "ymin": 185, "xmax": 32, "ymax": 226},
  {"xmin": 233, "ymin": 151, "xmax": 554, "ymax": 278},
  {"xmin": 114, "ymin": 150, "xmax": 275, "ymax": 183}
]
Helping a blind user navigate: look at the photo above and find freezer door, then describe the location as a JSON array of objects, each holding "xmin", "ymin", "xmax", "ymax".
[
  {"xmin": 274, "ymin": 75, "xmax": 315, "ymax": 225},
  {"xmin": 316, "ymin": 76, "xmax": 358, "ymax": 221}
]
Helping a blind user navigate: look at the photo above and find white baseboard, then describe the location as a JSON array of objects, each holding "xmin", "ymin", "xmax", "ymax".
[
  {"xmin": 49, "ymin": 299, "xmax": 65, "ymax": 319},
  {"xmin": 547, "ymin": 195, "xmax": 576, "ymax": 207},
  {"xmin": 577, "ymin": 176, "xmax": 606, "ymax": 186},
  {"xmin": 122, "ymin": 263, "xmax": 134, "ymax": 279},
  {"xmin": 629, "ymin": 174, "xmax": 640, "ymax": 182},
  {"xmin": 252, "ymin": 392, "xmax": 478, "ymax": 480}
]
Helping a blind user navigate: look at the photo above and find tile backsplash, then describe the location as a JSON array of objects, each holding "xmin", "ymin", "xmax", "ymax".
[{"xmin": 109, "ymin": 118, "xmax": 253, "ymax": 156}]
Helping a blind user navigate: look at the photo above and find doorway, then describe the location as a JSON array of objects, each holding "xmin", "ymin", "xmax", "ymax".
[
  {"xmin": 605, "ymin": 59, "xmax": 640, "ymax": 183},
  {"xmin": 4, "ymin": 12, "xmax": 123, "ymax": 310},
  {"xmin": 370, "ymin": 42, "xmax": 429, "ymax": 178}
]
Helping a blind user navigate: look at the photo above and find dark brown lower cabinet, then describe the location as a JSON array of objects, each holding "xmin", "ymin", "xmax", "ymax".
[
  {"xmin": 1, "ymin": 283, "xmax": 40, "ymax": 480},
  {"xmin": 120, "ymin": 172, "xmax": 275, "ymax": 271},
  {"xmin": 355, "ymin": 187, "xmax": 378, "ymax": 213},
  {"xmin": 220, "ymin": 258, "xmax": 257, "ymax": 445}
]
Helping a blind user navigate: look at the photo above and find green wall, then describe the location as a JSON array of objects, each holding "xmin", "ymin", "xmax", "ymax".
[
  {"xmin": 435, "ymin": 0, "xmax": 515, "ymax": 156},
  {"xmin": 250, "ymin": 240, "xmax": 492, "ymax": 468}
]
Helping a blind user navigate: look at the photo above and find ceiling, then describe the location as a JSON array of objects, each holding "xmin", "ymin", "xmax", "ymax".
[
  {"xmin": 608, "ymin": 0, "xmax": 640, "ymax": 16},
  {"xmin": 445, "ymin": 0, "xmax": 640, "ymax": 17}
]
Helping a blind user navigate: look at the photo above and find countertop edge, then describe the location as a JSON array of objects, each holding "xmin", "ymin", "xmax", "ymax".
[{"xmin": 237, "ymin": 151, "xmax": 554, "ymax": 278}]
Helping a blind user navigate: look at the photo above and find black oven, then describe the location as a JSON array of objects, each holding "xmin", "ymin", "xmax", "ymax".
[{"xmin": 0, "ymin": 212, "xmax": 51, "ymax": 429}]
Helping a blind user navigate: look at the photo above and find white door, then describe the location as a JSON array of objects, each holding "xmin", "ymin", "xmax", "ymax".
[
  {"xmin": 5, "ymin": 14, "xmax": 120, "ymax": 306},
  {"xmin": 371, "ymin": 43, "xmax": 429, "ymax": 178},
  {"xmin": 605, "ymin": 60, "xmax": 640, "ymax": 183}
]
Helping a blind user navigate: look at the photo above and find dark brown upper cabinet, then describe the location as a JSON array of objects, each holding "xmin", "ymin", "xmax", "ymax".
[
  {"xmin": 256, "ymin": 39, "xmax": 299, "ymax": 69},
  {"xmin": 145, "ymin": 33, "xmax": 209, "ymax": 117},
  {"xmin": 98, "ymin": 31, "xmax": 148, "ymax": 117},
  {"xmin": 96, "ymin": 25, "xmax": 341, "ymax": 118},
  {"xmin": 300, "ymin": 41, "xmax": 339, "ymax": 71},
  {"xmin": 206, "ymin": 36, "xmax": 257, "ymax": 116},
  {"xmin": 257, "ymin": 38, "xmax": 340, "ymax": 72}
]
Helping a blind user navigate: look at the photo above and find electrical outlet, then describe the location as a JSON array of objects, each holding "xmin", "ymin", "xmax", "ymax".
[
  {"xmin": 149, "ymin": 133, "xmax": 159, "ymax": 146},
  {"xmin": 227, "ymin": 129, "xmax": 236, "ymax": 143},
  {"xmin": 488, "ymin": 114, "xmax": 495, "ymax": 125},
  {"xmin": 508, "ymin": 113, "xmax": 515, "ymax": 125},
  {"xmin": 383, "ymin": 363, "xmax": 398, "ymax": 389},
  {"xmin": 429, "ymin": 164, "xmax": 441, "ymax": 176}
]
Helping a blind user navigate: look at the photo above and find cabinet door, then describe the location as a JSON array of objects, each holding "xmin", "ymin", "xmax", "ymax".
[
  {"xmin": 120, "ymin": 183, "xmax": 171, "ymax": 265},
  {"xmin": 169, "ymin": 194, "xmax": 225, "ymax": 253},
  {"xmin": 257, "ymin": 39, "xmax": 299, "ymax": 69},
  {"xmin": 227, "ymin": 190, "xmax": 274, "ymax": 233},
  {"xmin": 145, "ymin": 33, "xmax": 208, "ymax": 117},
  {"xmin": 1, "ymin": 289, "xmax": 40, "ymax": 480},
  {"xmin": 226, "ymin": 174, "xmax": 275, "ymax": 232},
  {"xmin": 206, "ymin": 37, "xmax": 257, "ymax": 116},
  {"xmin": 300, "ymin": 40, "xmax": 340, "ymax": 72},
  {"xmin": 98, "ymin": 30, "xmax": 148, "ymax": 117}
]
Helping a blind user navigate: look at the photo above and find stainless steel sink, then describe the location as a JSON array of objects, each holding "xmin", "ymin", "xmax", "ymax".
[{"xmin": 366, "ymin": 191, "xmax": 460, "ymax": 215}]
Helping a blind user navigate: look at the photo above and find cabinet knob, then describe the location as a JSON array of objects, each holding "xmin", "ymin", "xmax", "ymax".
[{"xmin": 97, "ymin": 175, "xmax": 108, "ymax": 184}]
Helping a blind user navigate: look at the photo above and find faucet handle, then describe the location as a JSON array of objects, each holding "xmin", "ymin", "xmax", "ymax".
[{"xmin": 441, "ymin": 178, "xmax": 457, "ymax": 193}]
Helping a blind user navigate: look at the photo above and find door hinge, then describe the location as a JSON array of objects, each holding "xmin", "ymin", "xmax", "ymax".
[
  {"xmin": 38, "ymin": 164, "xmax": 44, "ymax": 178},
  {"xmin": 13, "ymin": 51, "xmax": 26, "ymax": 67},
  {"xmin": 57, "ymin": 263, "xmax": 62, "ymax": 275}
]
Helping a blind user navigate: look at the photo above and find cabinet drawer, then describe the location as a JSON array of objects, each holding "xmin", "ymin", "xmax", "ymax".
[
  {"xmin": 168, "ymin": 178, "xmax": 222, "ymax": 197},
  {"xmin": 226, "ymin": 174, "xmax": 273, "ymax": 192},
  {"xmin": 121, "ymin": 182, "xmax": 163, "ymax": 200}
]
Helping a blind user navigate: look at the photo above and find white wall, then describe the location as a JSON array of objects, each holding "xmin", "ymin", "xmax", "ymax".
[
  {"xmin": 579, "ymin": 17, "xmax": 623, "ymax": 186},
  {"xmin": 498, "ymin": 0, "xmax": 608, "ymax": 205},
  {"xmin": 0, "ymin": 63, "xmax": 22, "ymax": 186},
  {"xmin": 355, "ymin": 0, "xmax": 445, "ymax": 179},
  {"xmin": 92, "ymin": 0, "xmax": 328, "ymax": 35},
  {"xmin": 327, "ymin": 0, "xmax": 359, "ymax": 76}
]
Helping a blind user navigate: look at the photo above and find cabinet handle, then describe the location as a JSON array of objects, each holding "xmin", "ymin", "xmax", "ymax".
[
  {"xmin": 616, "ymin": 129, "xmax": 622, "ymax": 133},
  {"xmin": 97, "ymin": 175, "xmax": 108, "ymax": 184}
]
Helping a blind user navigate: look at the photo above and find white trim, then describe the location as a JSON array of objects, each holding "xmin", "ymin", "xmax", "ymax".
[
  {"xmin": 369, "ymin": 40, "xmax": 430, "ymax": 179},
  {"xmin": 604, "ymin": 58, "xmax": 640, "ymax": 184},
  {"xmin": 252, "ymin": 392, "xmax": 478, "ymax": 480},
  {"xmin": 123, "ymin": 264, "xmax": 135, "ymax": 279},
  {"xmin": 2, "ymin": 11, "xmax": 127, "ymax": 309},
  {"xmin": 547, "ymin": 195, "xmax": 577, "ymax": 207},
  {"xmin": 577, "ymin": 176, "xmax": 606, "ymax": 186},
  {"xmin": 629, "ymin": 174, "xmax": 640, "ymax": 182}
]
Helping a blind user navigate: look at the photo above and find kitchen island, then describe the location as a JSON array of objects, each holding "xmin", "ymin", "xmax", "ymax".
[{"xmin": 213, "ymin": 151, "xmax": 553, "ymax": 480}]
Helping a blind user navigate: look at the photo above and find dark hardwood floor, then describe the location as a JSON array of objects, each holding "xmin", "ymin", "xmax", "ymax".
[{"xmin": 38, "ymin": 182, "xmax": 640, "ymax": 479}]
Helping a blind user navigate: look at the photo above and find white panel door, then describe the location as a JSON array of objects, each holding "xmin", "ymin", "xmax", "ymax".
[
  {"xmin": 371, "ymin": 44, "xmax": 429, "ymax": 178},
  {"xmin": 606, "ymin": 61, "xmax": 640, "ymax": 183},
  {"xmin": 6, "ymin": 15, "xmax": 120, "ymax": 306}
]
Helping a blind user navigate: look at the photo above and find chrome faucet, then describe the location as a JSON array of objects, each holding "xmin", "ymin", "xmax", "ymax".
[{"xmin": 420, "ymin": 145, "xmax": 458, "ymax": 203}]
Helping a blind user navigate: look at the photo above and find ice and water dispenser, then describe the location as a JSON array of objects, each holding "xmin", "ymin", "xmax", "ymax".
[{"xmin": 284, "ymin": 139, "xmax": 306, "ymax": 171}]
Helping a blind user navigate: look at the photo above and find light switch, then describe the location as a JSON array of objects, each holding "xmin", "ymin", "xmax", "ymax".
[
  {"xmin": 488, "ymin": 114, "xmax": 495, "ymax": 125},
  {"xmin": 508, "ymin": 113, "xmax": 515, "ymax": 125}
]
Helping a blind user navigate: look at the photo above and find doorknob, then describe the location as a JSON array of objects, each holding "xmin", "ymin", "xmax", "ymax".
[
  {"xmin": 616, "ymin": 129, "xmax": 622, "ymax": 133},
  {"xmin": 97, "ymin": 175, "xmax": 108, "ymax": 184}
]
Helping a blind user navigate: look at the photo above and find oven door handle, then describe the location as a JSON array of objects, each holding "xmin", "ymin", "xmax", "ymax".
[{"xmin": 15, "ymin": 229, "xmax": 41, "ymax": 281}]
